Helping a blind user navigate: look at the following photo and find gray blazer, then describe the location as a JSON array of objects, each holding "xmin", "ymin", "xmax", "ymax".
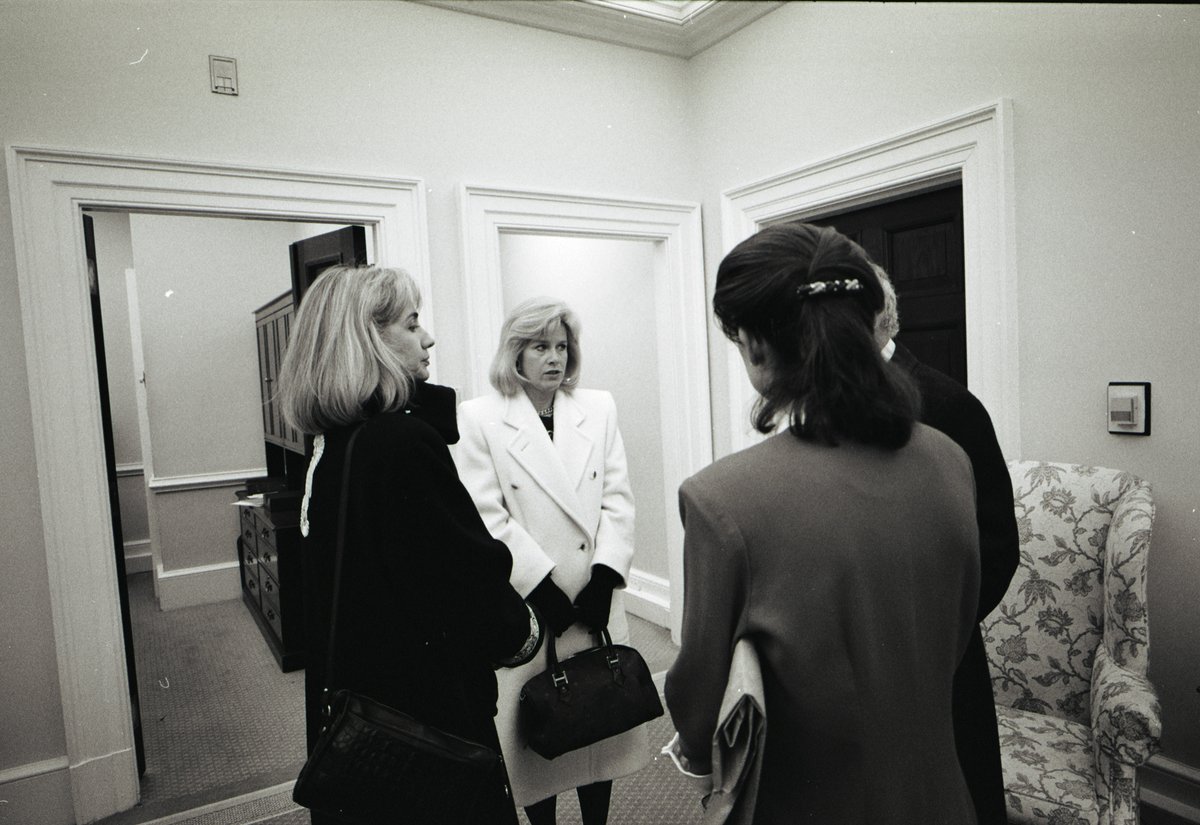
[{"xmin": 665, "ymin": 424, "xmax": 981, "ymax": 824}]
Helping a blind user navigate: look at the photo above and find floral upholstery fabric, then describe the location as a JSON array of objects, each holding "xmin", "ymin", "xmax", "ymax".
[{"xmin": 982, "ymin": 461, "xmax": 1161, "ymax": 825}]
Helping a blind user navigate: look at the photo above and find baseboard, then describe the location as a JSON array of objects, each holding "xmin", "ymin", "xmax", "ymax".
[
  {"xmin": 1142, "ymin": 755, "xmax": 1200, "ymax": 822},
  {"xmin": 0, "ymin": 758, "xmax": 77, "ymax": 825},
  {"xmin": 156, "ymin": 560, "xmax": 241, "ymax": 610},
  {"xmin": 624, "ymin": 567, "xmax": 670, "ymax": 628},
  {"xmin": 124, "ymin": 539, "xmax": 152, "ymax": 575}
]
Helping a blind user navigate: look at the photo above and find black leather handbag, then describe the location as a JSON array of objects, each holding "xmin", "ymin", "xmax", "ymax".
[
  {"xmin": 518, "ymin": 627, "xmax": 664, "ymax": 760},
  {"xmin": 292, "ymin": 426, "xmax": 506, "ymax": 824}
]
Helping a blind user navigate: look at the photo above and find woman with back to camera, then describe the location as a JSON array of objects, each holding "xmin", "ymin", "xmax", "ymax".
[
  {"xmin": 664, "ymin": 223, "xmax": 982, "ymax": 824},
  {"xmin": 277, "ymin": 265, "xmax": 541, "ymax": 825},
  {"xmin": 455, "ymin": 297, "xmax": 647, "ymax": 825}
]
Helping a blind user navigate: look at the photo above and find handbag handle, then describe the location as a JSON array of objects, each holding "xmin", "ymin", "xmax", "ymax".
[
  {"xmin": 543, "ymin": 627, "xmax": 625, "ymax": 695},
  {"xmin": 320, "ymin": 423, "xmax": 365, "ymax": 719}
]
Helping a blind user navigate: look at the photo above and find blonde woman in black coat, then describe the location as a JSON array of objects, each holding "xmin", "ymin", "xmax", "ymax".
[{"xmin": 278, "ymin": 264, "xmax": 541, "ymax": 825}]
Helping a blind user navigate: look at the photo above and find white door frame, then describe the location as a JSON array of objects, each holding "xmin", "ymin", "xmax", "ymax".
[
  {"xmin": 459, "ymin": 185, "xmax": 711, "ymax": 641},
  {"xmin": 720, "ymin": 100, "xmax": 1020, "ymax": 458},
  {"xmin": 5, "ymin": 145, "xmax": 430, "ymax": 823}
]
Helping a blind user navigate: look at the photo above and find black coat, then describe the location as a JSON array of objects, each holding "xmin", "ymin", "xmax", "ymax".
[
  {"xmin": 893, "ymin": 344, "xmax": 1019, "ymax": 825},
  {"xmin": 301, "ymin": 383, "xmax": 529, "ymax": 825}
]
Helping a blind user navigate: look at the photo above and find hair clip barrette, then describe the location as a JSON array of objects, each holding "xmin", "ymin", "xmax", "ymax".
[{"xmin": 795, "ymin": 278, "xmax": 863, "ymax": 298}]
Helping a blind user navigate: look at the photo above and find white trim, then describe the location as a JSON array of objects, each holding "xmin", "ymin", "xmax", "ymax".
[
  {"xmin": 414, "ymin": 0, "xmax": 784, "ymax": 59},
  {"xmin": 114, "ymin": 462, "xmax": 144, "ymax": 478},
  {"xmin": 459, "ymin": 184, "xmax": 711, "ymax": 642},
  {"xmin": 123, "ymin": 540, "xmax": 153, "ymax": 575},
  {"xmin": 623, "ymin": 567, "xmax": 671, "ymax": 630},
  {"xmin": 5, "ymin": 144, "xmax": 430, "ymax": 823},
  {"xmin": 1142, "ymin": 755, "xmax": 1200, "ymax": 822},
  {"xmin": 0, "ymin": 757, "xmax": 74, "ymax": 825},
  {"xmin": 0, "ymin": 757, "xmax": 70, "ymax": 785},
  {"xmin": 720, "ymin": 100, "xmax": 1020, "ymax": 458},
  {"xmin": 155, "ymin": 561, "xmax": 242, "ymax": 610},
  {"xmin": 129, "ymin": 780, "xmax": 297, "ymax": 825},
  {"xmin": 148, "ymin": 467, "xmax": 267, "ymax": 493}
]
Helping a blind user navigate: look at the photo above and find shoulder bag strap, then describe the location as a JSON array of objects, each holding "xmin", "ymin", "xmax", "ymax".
[{"xmin": 321, "ymin": 423, "xmax": 365, "ymax": 711}]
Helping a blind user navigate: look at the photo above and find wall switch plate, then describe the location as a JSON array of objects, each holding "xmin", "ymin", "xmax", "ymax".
[
  {"xmin": 209, "ymin": 55, "xmax": 238, "ymax": 96},
  {"xmin": 1108, "ymin": 382, "xmax": 1151, "ymax": 435}
]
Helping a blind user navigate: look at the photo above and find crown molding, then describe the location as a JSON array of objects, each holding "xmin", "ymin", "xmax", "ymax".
[{"xmin": 409, "ymin": 0, "xmax": 785, "ymax": 58}]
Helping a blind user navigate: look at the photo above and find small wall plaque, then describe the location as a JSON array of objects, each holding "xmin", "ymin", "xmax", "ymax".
[{"xmin": 1107, "ymin": 382, "xmax": 1150, "ymax": 436}]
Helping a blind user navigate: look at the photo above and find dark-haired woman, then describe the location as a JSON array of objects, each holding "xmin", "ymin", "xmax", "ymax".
[{"xmin": 664, "ymin": 223, "xmax": 981, "ymax": 824}]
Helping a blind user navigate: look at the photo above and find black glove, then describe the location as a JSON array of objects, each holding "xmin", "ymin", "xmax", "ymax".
[
  {"xmin": 527, "ymin": 575, "xmax": 575, "ymax": 637},
  {"xmin": 573, "ymin": 565, "xmax": 623, "ymax": 632}
]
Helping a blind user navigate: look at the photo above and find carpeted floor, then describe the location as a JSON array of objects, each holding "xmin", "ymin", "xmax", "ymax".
[
  {"xmin": 97, "ymin": 573, "xmax": 688, "ymax": 825},
  {"xmin": 95, "ymin": 575, "xmax": 1191, "ymax": 825}
]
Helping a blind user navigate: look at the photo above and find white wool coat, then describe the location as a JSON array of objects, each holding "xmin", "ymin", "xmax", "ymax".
[{"xmin": 455, "ymin": 388, "xmax": 649, "ymax": 806}]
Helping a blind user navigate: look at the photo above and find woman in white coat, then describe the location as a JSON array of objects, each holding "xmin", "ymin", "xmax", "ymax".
[{"xmin": 456, "ymin": 297, "xmax": 647, "ymax": 825}]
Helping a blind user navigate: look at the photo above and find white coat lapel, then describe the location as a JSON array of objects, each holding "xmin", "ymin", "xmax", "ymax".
[
  {"xmin": 554, "ymin": 391, "xmax": 595, "ymax": 494},
  {"xmin": 503, "ymin": 394, "xmax": 590, "ymax": 534}
]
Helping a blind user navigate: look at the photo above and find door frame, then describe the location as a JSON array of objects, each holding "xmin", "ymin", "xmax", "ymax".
[
  {"xmin": 459, "ymin": 184, "xmax": 711, "ymax": 641},
  {"xmin": 720, "ymin": 100, "xmax": 1019, "ymax": 458},
  {"xmin": 5, "ymin": 144, "xmax": 430, "ymax": 823}
]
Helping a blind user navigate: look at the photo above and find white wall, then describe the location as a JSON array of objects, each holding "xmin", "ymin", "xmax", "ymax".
[
  {"xmin": 688, "ymin": 0, "xmax": 1200, "ymax": 778},
  {"xmin": 129, "ymin": 214, "xmax": 293, "ymax": 480},
  {"xmin": 5, "ymin": 0, "xmax": 1198, "ymax": 820},
  {"xmin": 497, "ymin": 233, "xmax": 670, "ymax": 582},
  {"xmin": 0, "ymin": 2, "xmax": 693, "ymax": 817}
]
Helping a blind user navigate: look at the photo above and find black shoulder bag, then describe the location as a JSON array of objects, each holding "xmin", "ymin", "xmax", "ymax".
[{"xmin": 292, "ymin": 425, "xmax": 507, "ymax": 824}]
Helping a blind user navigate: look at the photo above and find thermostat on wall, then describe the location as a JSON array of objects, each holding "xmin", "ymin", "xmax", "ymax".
[{"xmin": 1107, "ymin": 382, "xmax": 1150, "ymax": 436}]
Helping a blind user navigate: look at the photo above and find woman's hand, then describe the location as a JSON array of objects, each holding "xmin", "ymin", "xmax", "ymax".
[
  {"xmin": 573, "ymin": 564, "xmax": 623, "ymax": 632},
  {"xmin": 527, "ymin": 575, "xmax": 576, "ymax": 637}
]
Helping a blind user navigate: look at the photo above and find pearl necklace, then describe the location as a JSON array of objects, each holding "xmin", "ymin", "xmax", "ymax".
[{"xmin": 538, "ymin": 403, "xmax": 554, "ymax": 417}]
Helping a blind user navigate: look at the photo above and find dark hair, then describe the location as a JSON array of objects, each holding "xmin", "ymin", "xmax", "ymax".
[{"xmin": 713, "ymin": 222, "xmax": 919, "ymax": 448}]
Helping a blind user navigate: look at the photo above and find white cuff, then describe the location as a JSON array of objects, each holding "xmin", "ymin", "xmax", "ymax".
[{"xmin": 661, "ymin": 733, "xmax": 713, "ymax": 793}]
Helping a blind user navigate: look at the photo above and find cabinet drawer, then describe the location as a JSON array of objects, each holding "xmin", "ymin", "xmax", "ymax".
[
  {"xmin": 258, "ymin": 540, "xmax": 278, "ymax": 584},
  {"xmin": 240, "ymin": 510, "xmax": 259, "ymax": 563},
  {"xmin": 242, "ymin": 561, "xmax": 261, "ymax": 608},
  {"xmin": 261, "ymin": 575, "xmax": 283, "ymax": 640}
]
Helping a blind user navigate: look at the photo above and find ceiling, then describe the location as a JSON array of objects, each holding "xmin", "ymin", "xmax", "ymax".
[{"xmin": 408, "ymin": 0, "xmax": 786, "ymax": 59}]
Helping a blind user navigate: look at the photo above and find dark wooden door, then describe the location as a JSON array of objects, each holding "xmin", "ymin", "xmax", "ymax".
[
  {"xmin": 288, "ymin": 225, "xmax": 367, "ymax": 304},
  {"xmin": 807, "ymin": 185, "xmax": 966, "ymax": 385},
  {"xmin": 83, "ymin": 213, "xmax": 146, "ymax": 776}
]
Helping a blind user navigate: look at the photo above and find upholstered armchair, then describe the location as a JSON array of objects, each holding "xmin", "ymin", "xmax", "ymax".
[{"xmin": 983, "ymin": 461, "xmax": 1161, "ymax": 825}]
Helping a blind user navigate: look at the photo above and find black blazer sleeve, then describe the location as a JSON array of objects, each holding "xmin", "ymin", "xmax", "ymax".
[
  {"xmin": 356, "ymin": 415, "xmax": 531, "ymax": 662},
  {"xmin": 897, "ymin": 347, "xmax": 1019, "ymax": 620}
]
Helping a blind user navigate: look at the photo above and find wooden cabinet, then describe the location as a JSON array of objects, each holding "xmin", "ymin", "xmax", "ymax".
[
  {"xmin": 237, "ymin": 503, "xmax": 304, "ymax": 671},
  {"xmin": 243, "ymin": 290, "xmax": 308, "ymax": 671},
  {"xmin": 255, "ymin": 292, "xmax": 304, "ymax": 454}
]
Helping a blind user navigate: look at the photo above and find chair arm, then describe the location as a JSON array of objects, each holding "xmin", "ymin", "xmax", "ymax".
[{"xmin": 1090, "ymin": 645, "xmax": 1162, "ymax": 767}]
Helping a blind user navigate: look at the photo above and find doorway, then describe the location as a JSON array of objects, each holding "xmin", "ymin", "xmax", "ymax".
[
  {"xmin": 459, "ymin": 185, "xmax": 711, "ymax": 643},
  {"xmin": 85, "ymin": 211, "xmax": 372, "ymax": 819},
  {"xmin": 806, "ymin": 184, "xmax": 966, "ymax": 385},
  {"xmin": 8, "ymin": 145, "xmax": 430, "ymax": 824},
  {"xmin": 719, "ymin": 101, "xmax": 1019, "ymax": 458}
]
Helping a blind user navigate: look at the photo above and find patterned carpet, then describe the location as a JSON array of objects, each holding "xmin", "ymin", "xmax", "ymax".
[
  {"xmin": 94, "ymin": 577, "xmax": 1188, "ymax": 825},
  {"xmin": 96, "ymin": 574, "xmax": 690, "ymax": 825}
]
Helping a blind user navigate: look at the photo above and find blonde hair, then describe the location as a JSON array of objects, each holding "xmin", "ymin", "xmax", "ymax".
[
  {"xmin": 488, "ymin": 297, "xmax": 582, "ymax": 396},
  {"xmin": 872, "ymin": 263, "xmax": 901, "ymax": 345},
  {"xmin": 278, "ymin": 265, "xmax": 421, "ymax": 433}
]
